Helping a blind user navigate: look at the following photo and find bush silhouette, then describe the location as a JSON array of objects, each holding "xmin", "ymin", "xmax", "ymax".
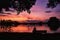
[{"xmin": 47, "ymin": 17, "xmax": 60, "ymax": 31}]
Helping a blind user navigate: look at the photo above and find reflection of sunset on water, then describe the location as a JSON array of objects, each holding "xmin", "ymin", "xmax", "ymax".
[
  {"xmin": 0, "ymin": 25, "xmax": 60, "ymax": 33},
  {"xmin": 11, "ymin": 25, "xmax": 34, "ymax": 32},
  {"xmin": 36, "ymin": 25, "xmax": 51, "ymax": 33}
]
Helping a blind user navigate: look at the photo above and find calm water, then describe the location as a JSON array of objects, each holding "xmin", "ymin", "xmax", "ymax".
[{"xmin": 0, "ymin": 24, "xmax": 60, "ymax": 33}]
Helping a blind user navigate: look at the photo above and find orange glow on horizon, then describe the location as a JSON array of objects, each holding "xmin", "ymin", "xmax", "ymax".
[{"xmin": 0, "ymin": 14, "xmax": 46, "ymax": 21}]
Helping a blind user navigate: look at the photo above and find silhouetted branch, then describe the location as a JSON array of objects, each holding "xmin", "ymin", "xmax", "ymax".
[{"xmin": 47, "ymin": 0, "xmax": 60, "ymax": 8}]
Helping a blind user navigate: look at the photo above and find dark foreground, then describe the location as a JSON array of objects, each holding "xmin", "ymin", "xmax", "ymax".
[{"xmin": 0, "ymin": 32, "xmax": 60, "ymax": 40}]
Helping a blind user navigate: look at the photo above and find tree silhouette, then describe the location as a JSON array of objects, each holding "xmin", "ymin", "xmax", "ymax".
[
  {"xmin": 47, "ymin": 0, "xmax": 60, "ymax": 8},
  {"xmin": 0, "ymin": 0, "xmax": 60, "ymax": 15},
  {"xmin": 0, "ymin": 20, "xmax": 20, "ymax": 28},
  {"xmin": 47, "ymin": 17, "xmax": 60, "ymax": 31},
  {"xmin": 10, "ymin": 0, "xmax": 36, "ymax": 15},
  {"xmin": 0, "ymin": 0, "xmax": 36, "ymax": 15}
]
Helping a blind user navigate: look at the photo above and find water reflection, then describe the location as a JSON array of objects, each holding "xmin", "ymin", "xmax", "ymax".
[
  {"xmin": 0, "ymin": 24, "xmax": 60, "ymax": 33},
  {"xmin": 0, "ymin": 25, "xmax": 35, "ymax": 33},
  {"xmin": 10, "ymin": 25, "xmax": 34, "ymax": 32}
]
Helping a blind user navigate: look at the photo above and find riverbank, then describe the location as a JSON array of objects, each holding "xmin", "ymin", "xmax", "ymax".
[{"xmin": 0, "ymin": 32, "xmax": 60, "ymax": 40}]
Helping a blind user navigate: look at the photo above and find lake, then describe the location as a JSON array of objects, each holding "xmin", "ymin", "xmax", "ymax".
[{"xmin": 0, "ymin": 24, "xmax": 60, "ymax": 33}]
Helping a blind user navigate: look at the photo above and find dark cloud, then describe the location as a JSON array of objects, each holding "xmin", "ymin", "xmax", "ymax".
[
  {"xmin": 5, "ymin": 13, "xmax": 11, "ymax": 15},
  {"xmin": 0, "ymin": 12, "xmax": 11, "ymax": 16},
  {"xmin": 45, "ymin": 11, "xmax": 52, "ymax": 13},
  {"xmin": 0, "ymin": 14, "xmax": 7, "ymax": 16}
]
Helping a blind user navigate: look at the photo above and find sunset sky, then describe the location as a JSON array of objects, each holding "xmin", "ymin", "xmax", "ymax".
[
  {"xmin": 0, "ymin": 0, "xmax": 60, "ymax": 33},
  {"xmin": 0, "ymin": 0, "xmax": 60, "ymax": 21}
]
